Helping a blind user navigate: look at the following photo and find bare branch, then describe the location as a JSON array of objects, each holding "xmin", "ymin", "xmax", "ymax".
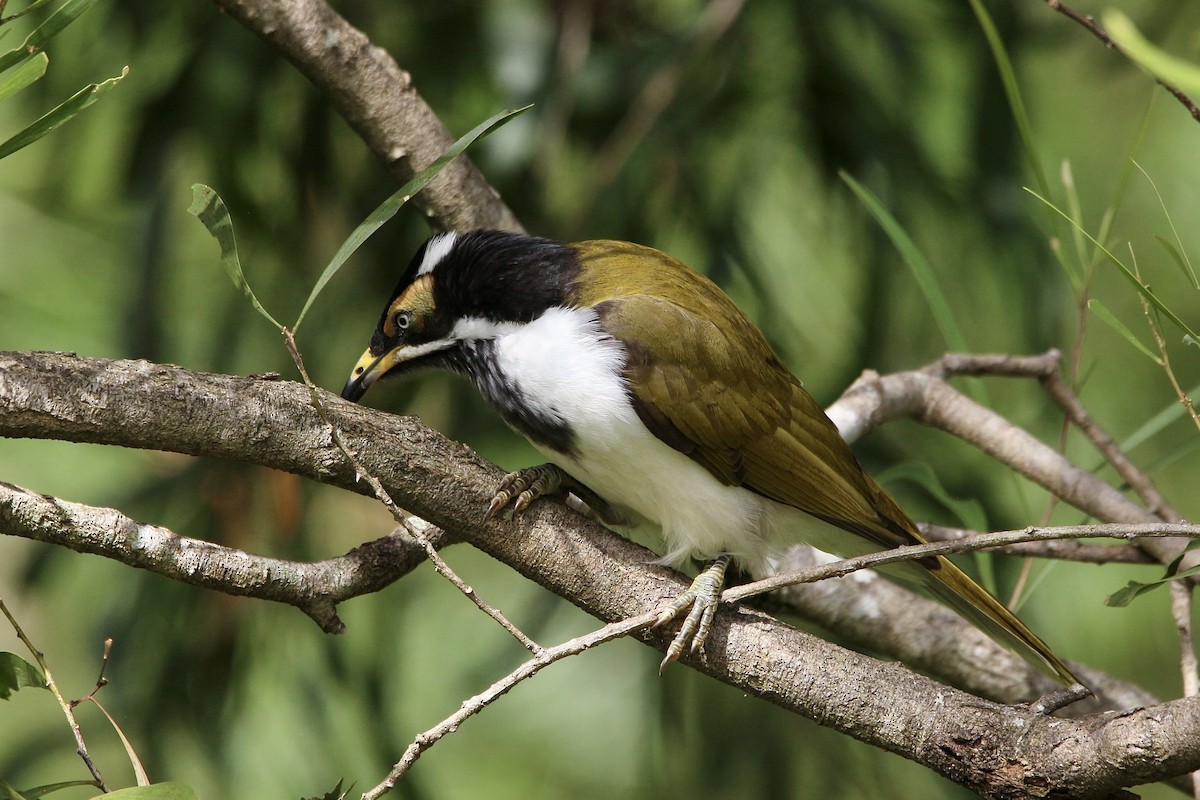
[
  {"xmin": 0, "ymin": 480, "xmax": 439, "ymax": 633},
  {"xmin": 208, "ymin": 0, "xmax": 522, "ymax": 232},
  {"xmin": 920, "ymin": 522, "xmax": 1155, "ymax": 564},
  {"xmin": 728, "ymin": 522, "xmax": 1200, "ymax": 603},
  {"xmin": 4, "ymin": 350, "xmax": 1198, "ymax": 795},
  {"xmin": 1043, "ymin": 0, "xmax": 1200, "ymax": 124}
]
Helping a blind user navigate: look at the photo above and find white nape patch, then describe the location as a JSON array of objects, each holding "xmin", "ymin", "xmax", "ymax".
[
  {"xmin": 417, "ymin": 232, "xmax": 459, "ymax": 275},
  {"xmin": 450, "ymin": 315, "xmax": 519, "ymax": 342}
]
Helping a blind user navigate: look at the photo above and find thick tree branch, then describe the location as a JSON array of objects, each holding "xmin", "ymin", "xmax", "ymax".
[
  {"xmin": 208, "ymin": 0, "xmax": 522, "ymax": 233},
  {"xmin": 2, "ymin": 350, "xmax": 1198, "ymax": 797}
]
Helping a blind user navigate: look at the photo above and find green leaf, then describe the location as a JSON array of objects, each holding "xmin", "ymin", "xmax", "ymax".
[
  {"xmin": 17, "ymin": 781, "xmax": 100, "ymax": 799},
  {"xmin": 0, "ymin": 652, "xmax": 47, "ymax": 699},
  {"xmin": 839, "ymin": 172, "xmax": 986, "ymax": 403},
  {"xmin": 1099, "ymin": 556, "xmax": 1200, "ymax": 606},
  {"xmin": 0, "ymin": 778, "xmax": 31, "ymax": 800},
  {"xmin": 968, "ymin": 0, "xmax": 1049, "ymax": 197},
  {"xmin": 187, "ymin": 184, "xmax": 283, "ymax": 329},
  {"xmin": 0, "ymin": 53, "xmax": 48, "ymax": 103},
  {"xmin": 0, "ymin": 0, "xmax": 101, "ymax": 74},
  {"xmin": 875, "ymin": 462, "xmax": 989, "ymax": 534},
  {"xmin": 1086, "ymin": 299, "xmax": 1161, "ymax": 363},
  {"xmin": 292, "ymin": 103, "xmax": 532, "ymax": 331},
  {"xmin": 0, "ymin": 66, "xmax": 127, "ymax": 160},
  {"xmin": 87, "ymin": 784, "xmax": 198, "ymax": 800},
  {"xmin": 1104, "ymin": 11, "xmax": 1200, "ymax": 96},
  {"xmin": 1026, "ymin": 187, "xmax": 1200, "ymax": 341}
]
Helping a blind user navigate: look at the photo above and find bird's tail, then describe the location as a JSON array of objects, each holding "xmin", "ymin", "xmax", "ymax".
[{"xmin": 919, "ymin": 555, "xmax": 1080, "ymax": 686}]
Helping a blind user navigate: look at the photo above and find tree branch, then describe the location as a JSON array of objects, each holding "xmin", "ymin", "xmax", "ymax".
[
  {"xmin": 208, "ymin": 0, "xmax": 522, "ymax": 233},
  {"xmin": 1043, "ymin": 0, "xmax": 1200, "ymax": 124},
  {"xmin": 0, "ymin": 480, "xmax": 441, "ymax": 633},
  {"xmin": 2, "ymin": 350, "xmax": 1198, "ymax": 796}
]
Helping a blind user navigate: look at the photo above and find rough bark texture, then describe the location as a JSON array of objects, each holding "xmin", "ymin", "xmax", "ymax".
[
  {"xmin": 210, "ymin": 0, "xmax": 522, "ymax": 233},
  {"xmin": 2, "ymin": 350, "xmax": 1198, "ymax": 798}
]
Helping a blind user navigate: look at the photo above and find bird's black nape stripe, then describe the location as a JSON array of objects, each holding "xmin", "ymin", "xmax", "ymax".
[{"xmin": 433, "ymin": 231, "xmax": 581, "ymax": 324}]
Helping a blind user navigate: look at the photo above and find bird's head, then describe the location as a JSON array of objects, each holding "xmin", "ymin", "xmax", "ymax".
[{"xmin": 341, "ymin": 230, "xmax": 579, "ymax": 402}]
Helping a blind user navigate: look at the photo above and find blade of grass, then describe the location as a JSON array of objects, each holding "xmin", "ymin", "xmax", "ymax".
[
  {"xmin": 0, "ymin": 52, "xmax": 47, "ymax": 102},
  {"xmin": 1133, "ymin": 160, "xmax": 1197, "ymax": 289},
  {"xmin": 292, "ymin": 104, "xmax": 532, "ymax": 331},
  {"xmin": 0, "ymin": 0, "xmax": 100, "ymax": 74},
  {"xmin": 1086, "ymin": 299, "xmax": 1162, "ymax": 363},
  {"xmin": 1026, "ymin": 187, "xmax": 1199, "ymax": 341},
  {"xmin": 968, "ymin": 0, "xmax": 1050, "ymax": 197},
  {"xmin": 0, "ymin": 65, "xmax": 126, "ymax": 160},
  {"xmin": 187, "ymin": 184, "xmax": 282, "ymax": 329},
  {"xmin": 840, "ymin": 172, "xmax": 971, "ymax": 357}
]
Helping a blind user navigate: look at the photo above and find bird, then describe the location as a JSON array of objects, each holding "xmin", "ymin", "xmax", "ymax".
[{"xmin": 340, "ymin": 229, "xmax": 1078, "ymax": 686}]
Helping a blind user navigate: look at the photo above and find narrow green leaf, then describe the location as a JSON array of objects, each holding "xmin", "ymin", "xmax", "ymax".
[
  {"xmin": 90, "ymin": 698, "xmax": 149, "ymax": 785},
  {"xmin": 1115, "ymin": 380, "xmax": 1200, "ymax": 454},
  {"xmin": 1105, "ymin": 563, "xmax": 1200, "ymax": 608},
  {"xmin": 0, "ymin": 53, "xmax": 48, "ymax": 103},
  {"xmin": 1104, "ymin": 11, "xmax": 1200, "ymax": 95},
  {"xmin": 875, "ymin": 462, "xmax": 989, "ymax": 534},
  {"xmin": 87, "ymin": 784, "xmax": 198, "ymax": 800},
  {"xmin": 0, "ymin": 0, "xmax": 61, "ymax": 25},
  {"xmin": 18, "ymin": 781, "xmax": 100, "ymax": 799},
  {"xmin": 0, "ymin": 0, "xmax": 100, "ymax": 74},
  {"xmin": 1026, "ymin": 187, "xmax": 1200, "ymax": 341},
  {"xmin": 187, "ymin": 184, "xmax": 282, "ymax": 329},
  {"xmin": 0, "ymin": 779, "xmax": 29, "ymax": 800},
  {"xmin": 0, "ymin": 652, "xmax": 47, "ymax": 699},
  {"xmin": 968, "ymin": 0, "xmax": 1050, "ymax": 197},
  {"xmin": 0, "ymin": 66, "xmax": 127, "ymax": 160},
  {"xmin": 292, "ymin": 104, "xmax": 533, "ymax": 331},
  {"xmin": 1086, "ymin": 299, "xmax": 1162, "ymax": 363},
  {"xmin": 1133, "ymin": 160, "xmax": 1198, "ymax": 289},
  {"xmin": 840, "ymin": 172, "xmax": 977, "ymax": 400}
]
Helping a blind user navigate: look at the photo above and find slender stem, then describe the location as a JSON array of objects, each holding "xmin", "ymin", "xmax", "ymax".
[
  {"xmin": 724, "ymin": 523, "xmax": 1200, "ymax": 604},
  {"xmin": 0, "ymin": 597, "xmax": 107, "ymax": 791},
  {"xmin": 361, "ymin": 611, "xmax": 657, "ymax": 799},
  {"xmin": 282, "ymin": 329, "xmax": 542, "ymax": 654}
]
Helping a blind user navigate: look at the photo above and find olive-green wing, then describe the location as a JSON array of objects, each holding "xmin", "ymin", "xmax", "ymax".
[{"xmin": 586, "ymin": 270, "xmax": 916, "ymax": 549}]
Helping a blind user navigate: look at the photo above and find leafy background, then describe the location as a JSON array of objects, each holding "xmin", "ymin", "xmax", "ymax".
[{"xmin": 1, "ymin": 0, "xmax": 1199, "ymax": 797}]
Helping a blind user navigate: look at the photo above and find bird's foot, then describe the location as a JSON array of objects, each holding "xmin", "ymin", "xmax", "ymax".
[
  {"xmin": 654, "ymin": 555, "xmax": 731, "ymax": 673},
  {"xmin": 485, "ymin": 463, "xmax": 625, "ymax": 524},
  {"xmin": 485, "ymin": 463, "xmax": 568, "ymax": 520}
]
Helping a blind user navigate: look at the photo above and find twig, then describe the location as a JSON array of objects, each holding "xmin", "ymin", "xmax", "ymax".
[
  {"xmin": 1043, "ymin": 0, "xmax": 1200, "ymax": 123},
  {"xmin": 920, "ymin": 522, "xmax": 1154, "ymax": 564},
  {"xmin": 1170, "ymin": 582, "xmax": 1200, "ymax": 799},
  {"xmin": 725, "ymin": 523, "xmax": 1200, "ymax": 604},
  {"xmin": 930, "ymin": 349, "xmax": 1181, "ymax": 521},
  {"xmin": 68, "ymin": 637, "xmax": 112, "ymax": 710},
  {"xmin": 282, "ymin": 330, "xmax": 541, "ymax": 654},
  {"xmin": 361, "ymin": 611, "xmax": 658, "ymax": 799},
  {"xmin": 0, "ymin": 597, "xmax": 107, "ymax": 791}
]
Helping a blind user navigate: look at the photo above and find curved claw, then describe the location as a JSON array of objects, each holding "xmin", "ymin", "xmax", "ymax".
[
  {"xmin": 654, "ymin": 555, "xmax": 731, "ymax": 673},
  {"xmin": 485, "ymin": 464, "xmax": 568, "ymax": 521}
]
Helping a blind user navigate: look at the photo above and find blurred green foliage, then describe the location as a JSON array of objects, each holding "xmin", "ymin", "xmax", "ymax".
[{"xmin": 1, "ymin": 0, "xmax": 1199, "ymax": 798}]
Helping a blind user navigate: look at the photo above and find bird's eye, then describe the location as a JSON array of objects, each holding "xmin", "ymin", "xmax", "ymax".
[{"xmin": 393, "ymin": 311, "xmax": 412, "ymax": 331}]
